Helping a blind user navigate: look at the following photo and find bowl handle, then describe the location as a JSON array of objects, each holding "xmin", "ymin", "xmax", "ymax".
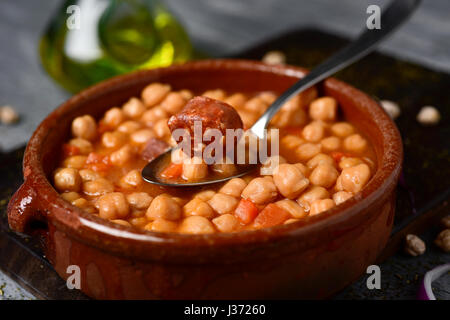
[{"xmin": 7, "ymin": 181, "xmax": 47, "ymax": 234}]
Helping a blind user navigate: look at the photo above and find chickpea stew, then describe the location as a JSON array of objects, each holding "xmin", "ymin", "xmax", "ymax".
[{"xmin": 53, "ymin": 83, "xmax": 376, "ymax": 234}]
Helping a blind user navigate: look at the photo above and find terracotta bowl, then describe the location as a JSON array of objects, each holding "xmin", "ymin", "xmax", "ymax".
[{"xmin": 7, "ymin": 59, "xmax": 402, "ymax": 299}]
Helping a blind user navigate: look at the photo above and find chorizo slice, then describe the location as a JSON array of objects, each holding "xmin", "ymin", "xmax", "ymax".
[
  {"xmin": 167, "ymin": 96, "xmax": 243, "ymax": 141},
  {"xmin": 141, "ymin": 137, "xmax": 169, "ymax": 162}
]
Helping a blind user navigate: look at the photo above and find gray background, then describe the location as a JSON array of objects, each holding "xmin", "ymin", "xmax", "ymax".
[{"xmin": 0, "ymin": 0, "xmax": 449, "ymax": 299}]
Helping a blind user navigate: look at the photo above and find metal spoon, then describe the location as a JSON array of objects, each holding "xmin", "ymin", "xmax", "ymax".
[{"xmin": 142, "ymin": 0, "xmax": 421, "ymax": 187}]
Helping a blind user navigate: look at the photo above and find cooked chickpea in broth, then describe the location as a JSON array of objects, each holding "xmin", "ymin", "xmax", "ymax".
[{"xmin": 54, "ymin": 83, "xmax": 376, "ymax": 233}]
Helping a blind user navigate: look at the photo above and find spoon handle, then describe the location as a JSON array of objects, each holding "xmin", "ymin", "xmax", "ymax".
[{"xmin": 250, "ymin": 0, "xmax": 421, "ymax": 138}]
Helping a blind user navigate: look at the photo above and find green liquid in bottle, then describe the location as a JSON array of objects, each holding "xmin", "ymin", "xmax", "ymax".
[{"xmin": 40, "ymin": 0, "xmax": 192, "ymax": 93}]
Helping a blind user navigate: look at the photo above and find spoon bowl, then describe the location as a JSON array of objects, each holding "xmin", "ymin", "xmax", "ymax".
[{"xmin": 141, "ymin": 149, "xmax": 257, "ymax": 187}]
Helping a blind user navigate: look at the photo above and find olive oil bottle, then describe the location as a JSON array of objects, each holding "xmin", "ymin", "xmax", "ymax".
[{"xmin": 40, "ymin": 0, "xmax": 192, "ymax": 92}]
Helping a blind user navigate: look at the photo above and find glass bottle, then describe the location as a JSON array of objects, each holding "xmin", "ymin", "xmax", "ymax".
[{"xmin": 40, "ymin": 0, "xmax": 192, "ymax": 92}]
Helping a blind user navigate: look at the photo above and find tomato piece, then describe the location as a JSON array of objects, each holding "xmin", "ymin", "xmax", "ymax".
[
  {"xmin": 330, "ymin": 151, "xmax": 352, "ymax": 163},
  {"xmin": 63, "ymin": 144, "xmax": 80, "ymax": 157},
  {"xmin": 234, "ymin": 199, "xmax": 259, "ymax": 224},
  {"xmin": 283, "ymin": 127, "xmax": 304, "ymax": 137},
  {"xmin": 97, "ymin": 121, "xmax": 112, "ymax": 135},
  {"xmin": 253, "ymin": 203, "xmax": 291, "ymax": 228},
  {"xmin": 160, "ymin": 162, "xmax": 183, "ymax": 179},
  {"xmin": 86, "ymin": 152, "xmax": 111, "ymax": 172}
]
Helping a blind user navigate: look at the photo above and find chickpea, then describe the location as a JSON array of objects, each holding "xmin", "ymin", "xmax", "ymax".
[
  {"xmin": 269, "ymin": 110, "xmax": 285, "ymax": 128},
  {"xmin": 344, "ymin": 134, "xmax": 368, "ymax": 153},
  {"xmin": 126, "ymin": 192, "xmax": 153, "ymax": 210},
  {"xmin": 72, "ymin": 115, "xmax": 97, "ymax": 141},
  {"xmin": 281, "ymin": 95, "xmax": 302, "ymax": 112},
  {"xmin": 179, "ymin": 89, "xmax": 194, "ymax": 100},
  {"xmin": 179, "ymin": 216, "xmax": 215, "ymax": 234},
  {"xmin": 183, "ymin": 198, "xmax": 215, "ymax": 219},
  {"xmin": 306, "ymin": 153, "xmax": 335, "ymax": 169},
  {"xmin": 160, "ymin": 92, "xmax": 186, "ymax": 114},
  {"xmin": 153, "ymin": 118, "xmax": 171, "ymax": 139},
  {"xmin": 182, "ymin": 157, "xmax": 208, "ymax": 181},
  {"xmin": 281, "ymin": 135, "xmax": 304, "ymax": 150},
  {"xmin": 103, "ymin": 107, "xmax": 125, "ymax": 128},
  {"xmin": 331, "ymin": 122, "xmax": 354, "ymax": 138},
  {"xmin": 241, "ymin": 177, "xmax": 278, "ymax": 204},
  {"xmin": 273, "ymin": 107, "xmax": 308, "ymax": 128},
  {"xmin": 146, "ymin": 194, "xmax": 181, "ymax": 221},
  {"xmin": 82, "ymin": 178, "xmax": 114, "ymax": 196},
  {"xmin": 289, "ymin": 108, "xmax": 308, "ymax": 127},
  {"xmin": 208, "ymin": 193, "xmax": 239, "ymax": 215},
  {"xmin": 130, "ymin": 217, "xmax": 148, "ymax": 228},
  {"xmin": 275, "ymin": 199, "xmax": 307, "ymax": 219},
  {"xmin": 141, "ymin": 107, "xmax": 168, "ymax": 127},
  {"xmin": 302, "ymin": 122, "xmax": 325, "ymax": 142},
  {"xmin": 339, "ymin": 164, "xmax": 371, "ymax": 193},
  {"xmin": 61, "ymin": 191, "xmax": 81, "ymax": 202},
  {"xmin": 338, "ymin": 157, "xmax": 364, "ymax": 170},
  {"xmin": 271, "ymin": 109, "xmax": 304, "ymax": 128},
  {"xmin": 258, "ymin": 92, "xmax": 277, "ymax": 105},
  {"xmin": 335, "ymin": 175, "xmax": 344, "ymax": 192},
  {"xmin": 297, "ymin": 186, "xmax": 330, "ymax": 204},
  {"xmin": 122, "ymin": 97, "xmax": 146, "ymax": 119},
  {"xmin": 141, "ymin": 83, "xmax": 171, "ymax": 107},
  {"xmin": 117, "ymin": 120, "xmax": 142, "ymax": 134},
  {"xmin": 130, "ymin": 210, "xmax": 146, "ymax": 218},
  {"xmin": 69, "ymin": 138, "xmax": 93, "ymax": 155},
  {"xmin": 260, "ymin": 155, "xmax": 287, "ymax": 175},
  {"xmin": 238, "ymin": 109, "xmax": 258, "ymax": 128},
  {"xmin": 212, "ymin": 214, "xmax": 239, "ymax": 232},
  {"xmin": 245, "ymin": 97, "xmax": 268, "ymax": 115},
  {"xmin": 321, "ymin": 136, "xmax": 341, "ymax": 151},
  {"xmin": 293, "ymin": 163, "xmax": 309, "ymax": 176},
  {"xmin": 309, "ymin": 97, "xmax": 337, "ymax": 121},
  {"xmin": 194, "ymin": 190, "xmax": 216, "ymax": 202},
  {"xmin": 109, "ymin": 145, "xmax": 134, "ymax": 166},
  {"xmin": 63, "ymin": 155, "xmax": 87, "ymax": 169},
  {"xmin": 309, "ymin": 199, "xmax": 335, "ymax": 216},
  {"xmin": 295, "ymin": 143, "xmax": 321, "ymax": 161},
  {"xmin": 79, "ymin": 169, "xmax": 100, "ymax": 182},
  {"xmin": 148, "ymin": 219, "xmax": 178, "ymax": 232},
  {"xmin": 202, "ymin": 89, "xmax": 226, "ymax": 100},
  {"xmin": 273, "ymin": 164, "xmax": 309, "ymax": 199},
  {"xmin": 174, "ymin": 195, "xmax": 190, "ymax": 206},
  {"xmin": 211, "ymin": 162, "xmax": 237, "ymax": 177},
  {"xmin": 54, "ymin": 168, "xmax": 81, "ymax": 192},
  {"xmin": 309, "ymin": 164, "xmax": 339, "ymax": 188},
  {"xmin": 219, "ymin": 178, "xmax": 247, "ymax": 198},
  {"xmin": 120, "ymin": 169, "xmax": 143, "ymax": 188},
  {"xmin": 112, "ymin": 219, "xmax": 132, "ymax": 227},
  {"xmin": 102, "ymin": 131, "xmax": 128, "ymax": 149},
  {"xmin": 72, "ymin": 198, "xmax": 96, "ymax": 213},
  {"xmin": 97, "ymin": 192, "xmax": 129, "ymax": 220},
  {"xmin": 333, "ymin": 191, "xmax": 353, "ymax": 205},
  {"xmin": 225, "ymin": 93, "xmax": 247, "ymax": 109},
  {"xmin": 282, "ymin": 87, "xmax": 317, "ymax": 111},
  {"xmin": 130, "ymin": 129, "xmax": 155, "ymax": 145}
]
